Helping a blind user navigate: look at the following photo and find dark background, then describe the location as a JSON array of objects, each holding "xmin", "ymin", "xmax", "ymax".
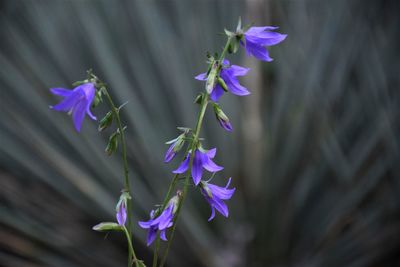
[{"xmin": 1, "ymin": 0, "xmax": 400, "ymax": 266}]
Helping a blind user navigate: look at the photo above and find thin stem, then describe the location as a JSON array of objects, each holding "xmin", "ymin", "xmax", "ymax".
[
  {"xmin": 102, "ymin": 88, "xmax": 133, "ymax": 267},
  {"xmin": 152, "ymin": 236, "xmax": 160, "ymax": 267},
  {"xmin": 159, "ymin": 96, "xmax": 209, "ymax": 267},
  {"xmin": 123, "ymin": 226, "xmax": 140, "ymax": 267},
  {"xmin": 157, "ymin": 36, "xmax": 233, "ymax": 267},
  {"xmin": 219, "ymin": 36, "xmax": 233, "ymax": 61}
]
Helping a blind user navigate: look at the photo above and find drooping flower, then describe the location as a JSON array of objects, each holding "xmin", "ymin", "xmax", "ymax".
[
  {"xmin": 173, "ymin": 148, "xmax": 223, "ymax": 185},
  {"xmin": 138, "ymin": 195, "xmax": 180, "ymax": 246},
  {"xmin": 241, "ymin": 26, "xmax": 287, "ymax": 62},
  {"xmin": 200, "ymin": 178, "xmax": 235, "ymax": 221},
  {"xmin": 50, "ymin": 83, "xmax": 97, "ymax": 132},
  {"xmin": 195, "ymin": 59, "xmax": 250, "ymax": 102},
  {"xmin": 116, "ymin": 202, "xmax": 127, "ymax": 226}
]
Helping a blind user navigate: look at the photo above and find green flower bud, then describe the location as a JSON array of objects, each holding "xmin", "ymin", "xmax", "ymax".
[
  {"xmin": 98, "ymin": 111, "xmax": 113, "ymax": 131},
  {"xmin": 105, "ymin": 131, "xmax": 119, "ymax": 156},
  {"xmin": 92, "ymin": 222, "xmax": 123, "ymax": 232}
]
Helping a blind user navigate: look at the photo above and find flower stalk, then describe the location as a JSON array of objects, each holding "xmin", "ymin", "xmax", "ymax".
[{"xmin": 100, "ymin": 84, "xmax": 135, "ymax": 267}]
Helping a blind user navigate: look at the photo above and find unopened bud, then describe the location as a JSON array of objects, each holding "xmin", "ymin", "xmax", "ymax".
[
  {"xmin": 105, "ymin": 131, "xmax": 119, "ymax": 155},
  {"xmin": 98, "ymin": 111, "xmax": 113, "ymax": 131}
]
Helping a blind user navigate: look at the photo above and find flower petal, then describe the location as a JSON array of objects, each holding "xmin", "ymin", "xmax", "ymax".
[
  {"xmin": 72, "ymin": 101, "xmax": 87, "ymax": 132},
  {"xmin": 229, "ymin": 65, "xmax": 250, "ymax": 77},
  {"xmin": 138, "ymin": 219, "xmax": 153, "ymax": 229},
  {"xmin": 208, "ymin": 206, "xmax": 216, "ymax": 222},
  {"xmin": 245, "ymin": 26, "xmax": 279, "ymax": 35},
  {"xmin": 160, "ymin": 229, "xmax": 168, "ymax": 241},
  {"xmin": 211, "ymin": 198, "xmax": 229, "ymax": 217},
  {"xmin": 195, "ymin": 72, "xmax": 207, "ymax": 81},
  {"xmin": 245, "ymin": 41, "xmax": 273, "ymax": 62},
  {"xmin": 221, "ymin": 71, "xmax": 250, "ymax": 96},
  {"xmin": 172, "ymin": 154, "xmax": 190, "ymax": 174},
  {"xmin": 206, "ymin": 148, "xmax": 217, "ymax": 158},
  {"xmin": 50, "ymin": 87, "xmax": 73, "ymax": 97},
  {"xmin": 50, "ymin": 90, "xmax": 81, "ymax": 111},
  {"xmin": 210, "ymin": 84, "xmax": 225, "ymax": 102},
  {"xmin": 192, "ymin": 150, "xmax": 203, "ymax": 185},
  {"xmin": 208, "ymin": 184, "xmax": 235, "ymax": 200},
  {"xmin": 202, "ymin": 156, "xmax": 224, "ymax": 173},
  {"xmin": 147, "ymin": 227, "xmax": 157, "ymax": 246}
]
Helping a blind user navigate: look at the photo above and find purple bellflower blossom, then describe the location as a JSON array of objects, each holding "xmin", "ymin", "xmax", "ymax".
[
  {"xmin": 200, "ymin": 178, "xmax": 236, "ymax": 221},
  {"xmin": 173, "ymin": 148, "xmax": 223, "ymax": 186},
  {"xmin": 116, "ymin": 202, "xmax": 127, "ymax": 226},
  {"xmin": 138, "ymin": 197, "xmax": 179, "ymax": 246},
  {"xmin": 241, "ymin": 26, "xmax": 287, "ymax": 62},
  {"xmin": 195, "ymin": 59, "xmax": 250, "ymax": 102},
  {"xmin": 50, "ymin": 83, "xmax": 97, "ymax": 132}
]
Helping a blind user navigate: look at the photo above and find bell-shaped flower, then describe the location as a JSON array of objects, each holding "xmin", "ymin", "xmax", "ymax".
[
  {"xmin": 173, "ymin": 148, "xmax": 223, "ymax": 185},
  {"xmin": 50, "ymin": 83, "xmax": 97, "ymax": 132},
  {"xmin": 241, "ymin": 26, "xmax": 287, "ymax": 62},
  {"xmin": 195, "ymin": 59, "xmax": 250, "ymax": 102},
  {"xmin": 200, "ymin": 178, "xmax": 235, "ymax": 221},
  {"xmin": 138, "ymin": 195, "xmax": 179, "ymax": 246}
]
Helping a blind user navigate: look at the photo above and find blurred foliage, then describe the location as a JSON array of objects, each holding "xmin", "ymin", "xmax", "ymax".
[{"xmin": 0, "ymin": 0, "xmax": 400, "ymax": 267}]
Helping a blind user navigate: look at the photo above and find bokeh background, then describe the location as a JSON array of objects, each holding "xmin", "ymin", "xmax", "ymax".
[{"xmin": 1, "ymin": 0, "xmax": 400, "ymax": 266}]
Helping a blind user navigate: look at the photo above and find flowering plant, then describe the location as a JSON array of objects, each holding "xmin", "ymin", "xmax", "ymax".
[{"xmin": 49, "ymin": 18, "xmax": 286, "ymax": 267}]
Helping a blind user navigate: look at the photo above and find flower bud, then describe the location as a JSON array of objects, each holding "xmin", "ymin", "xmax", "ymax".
[
  {"xmin": 98, "ymin": 111, "xmax": 113, "ymax": 131},
  {"xmin": 105, "ymin": 131, "xmax": 119, "ymax": 155},
  {"xmin": 213, "ymin": 104, "xmax": 233, "ymax": 132},
  {"xmin": 92, "ymin": 222, "xmax": 123, "ymax": 232},
  {"xmin": 164, "ymin": 133, "xmax": 186, "ymax": 163}
]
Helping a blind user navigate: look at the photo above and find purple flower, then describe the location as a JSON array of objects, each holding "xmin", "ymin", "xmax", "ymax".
[
  {"xmin": 195, "ymin": 59, "xmax": 250, "ymax": 102},
  {"xmin": 241, "ymin": 26, "xmax": 287, "ymax": 62},
  {"xmin": 200, "ymin": 178, "xmax": 235, "ymax": 221},
  {"xmin": 173, "ymin": 148, "xmax": 223, "ymax": 185},
  {"xmin": 116, "ymin": 202, "xmax": 127, "ymax": 226},
  {"xmin": 138, "ymin": 201, "xmax": 177, "ymax": 246},
  {"xmin": 50, "ymin": 83, "xmax": 97, "ymax": 132}
]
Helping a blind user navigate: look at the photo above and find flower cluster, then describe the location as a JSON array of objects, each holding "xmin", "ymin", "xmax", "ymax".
[
  {"xmin": 49, "ymin": 19, "xmax": 286, "ymax": 265},
  {"xmin": 137, "ymin": 21, "xmax": 286, "ymax": 247}
]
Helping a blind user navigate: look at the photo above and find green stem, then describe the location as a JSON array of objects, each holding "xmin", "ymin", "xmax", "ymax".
[
  {"xmin": 157, "ymin": 36, "xmax": 232, "ymax": 267},
  {"xmin": 123, "ymin": 226, "xmax": 140, "ymax": 267},
  {"xmin": 159, "ymin": 96, "xmax": 209, "ymax": 267},
  {"xmin": 103, "ymin": 88, "xmax": 133, "ymax": 267},
  {"xmin": 152, "ymin": 235, "xmax": 160, "ymax": 267}
]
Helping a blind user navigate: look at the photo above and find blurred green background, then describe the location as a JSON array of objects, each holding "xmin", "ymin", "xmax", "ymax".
[{"xmin": 1, "ymin": 0, "xmax": 400, "ymax": 266}]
